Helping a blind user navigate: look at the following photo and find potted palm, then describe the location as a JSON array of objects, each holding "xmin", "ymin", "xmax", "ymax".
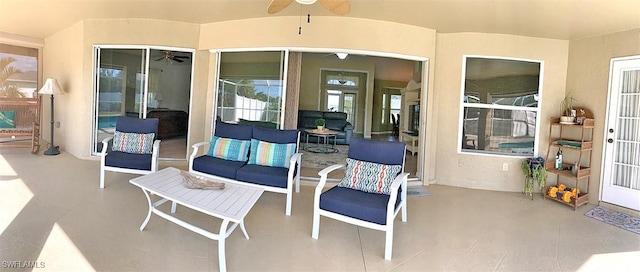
[
  {"xmin": 315, "ymin": 118, "xmax": 326, "ymax": 131},
  {"xmin": 521, "ymin": 158, "xmax": 548, "ymax": 199},
  {"xmin": 560, "ymin": 93, "xmax": 577, "ymax": 123}
]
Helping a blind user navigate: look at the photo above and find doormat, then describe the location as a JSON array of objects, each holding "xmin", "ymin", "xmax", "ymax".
[
  {"xmin": 407, "ymin": 186, "xmax": 430, "ymax": 198},
  {"xmin": 584, "ymin": 206, "xmax": 640, "ymax": 235}
]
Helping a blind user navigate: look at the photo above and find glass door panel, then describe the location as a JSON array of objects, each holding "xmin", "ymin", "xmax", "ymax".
[{"xmin": 94, "ymin": 48, "xmax": 147, "ymax": 154}]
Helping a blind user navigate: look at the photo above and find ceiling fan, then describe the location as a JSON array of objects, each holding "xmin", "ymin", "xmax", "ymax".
[
  {"xmin": 155, "ymin": 51, "xmax": 190, "ymax": 63},
  {"xmin": 267, "ymin": 0, "xmax": 350, "ymax": 15}
]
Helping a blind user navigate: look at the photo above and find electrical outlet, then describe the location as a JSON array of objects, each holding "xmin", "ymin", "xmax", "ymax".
[{"xmin": 502, "ymin": 162, "xmax": 508, "ymax": 171}]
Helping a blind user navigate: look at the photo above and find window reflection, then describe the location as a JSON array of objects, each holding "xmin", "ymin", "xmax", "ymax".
[{"xmin": 461, "ymin": 57, "xmax": 542, "ymax": 156}]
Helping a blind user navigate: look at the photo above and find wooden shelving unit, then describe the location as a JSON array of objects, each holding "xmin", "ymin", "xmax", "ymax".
[{"xmin": 544, "ymin": 117, "xmax": 594, "ymax": 210}]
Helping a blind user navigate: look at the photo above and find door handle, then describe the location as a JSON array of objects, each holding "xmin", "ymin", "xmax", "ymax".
[
  {"xmin": 608, "ymin": 138, "xmax": 614, "ymax": 143},
  {"xmin": 609, "ymin": 128, "xmax": 614, "ymax": 133}
]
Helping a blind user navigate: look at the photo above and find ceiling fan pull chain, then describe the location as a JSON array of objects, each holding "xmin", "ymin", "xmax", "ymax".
[
  {"xmin": 298, "ymin": 4, "xmax": 303, "ymax": 35},
  {"xmin": 308, "ymin": 13, "xmax": 311, "ymax": 23}
]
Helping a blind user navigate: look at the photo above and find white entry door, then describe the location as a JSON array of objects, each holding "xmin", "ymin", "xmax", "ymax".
[{"xmin": 601, "ymin": 56, "xmax": 640, "ymax": 211}]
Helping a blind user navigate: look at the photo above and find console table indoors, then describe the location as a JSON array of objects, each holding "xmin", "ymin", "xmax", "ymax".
[
  {"xmin": 129, "ymin": 167, "xmax": 264, "ymax": 272},
  {"xmin": 400, "ymin": 132, "xmax": 419, "ymax": 155}
]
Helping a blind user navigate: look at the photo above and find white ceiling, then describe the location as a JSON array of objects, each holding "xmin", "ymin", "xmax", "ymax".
[{"xmin": 0, "ymin": 0, "xmax": 638, "ymax": 40}]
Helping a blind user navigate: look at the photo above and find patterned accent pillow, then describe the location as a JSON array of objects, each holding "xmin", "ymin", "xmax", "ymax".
[
  {"xmin": 248, "ymin": 139, "xmax": 296, "ymax": 168},
  {"xmin": 337, "ymin": 158, "xmax": 402, "ymax": 195},
  {"xmin": 112, "ymin": 131, "xmax": 155, "ymax": 154},
  {"xmin": 206, "ymin": 136, "xmax": 250, "ymax": 162},
  {"xmin": 0, "ymin": 111, "xmax": 15, "ymax": 128}
]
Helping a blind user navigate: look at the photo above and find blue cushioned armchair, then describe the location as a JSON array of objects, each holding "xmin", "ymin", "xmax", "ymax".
[
  {"xmin": 312, "ymin": 138, "xmax": 408, "ymax": 260},
  {"xmin": 99, "ymin": 116, "xmax": 161, "ymax": 188}
]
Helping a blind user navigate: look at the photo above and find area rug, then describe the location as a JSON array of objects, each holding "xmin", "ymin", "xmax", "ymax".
[
  {"xmin": 407, "ymin": 186, "xmax": 431, "ymax": 198},
  {"xmin": 584, "ymin": 206, "xmax": 640, "ymax": 235},
  {"xmin": 301, "ymin": 144, "xmax": 348, "ymax": 169}
]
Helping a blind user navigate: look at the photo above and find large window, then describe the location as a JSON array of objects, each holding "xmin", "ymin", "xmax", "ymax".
[
  {"xmin": 0, "ymin": 43, "xmax": 38, "ymax": 98},
  {"xmin": 460, "ymin": 56, "xmax": 542, "ymax": 156}
]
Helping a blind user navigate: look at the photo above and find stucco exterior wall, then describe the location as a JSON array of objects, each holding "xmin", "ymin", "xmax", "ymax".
[
  {"xmin": 565, "ymin": 29, "xmax": 640, "ymax": 204},
  {"xmin": 433, "ymin": 33, "xmax": 570, "ymax": 192}
]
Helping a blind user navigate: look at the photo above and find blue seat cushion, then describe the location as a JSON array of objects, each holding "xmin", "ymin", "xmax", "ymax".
[
  {"xmin": 192, "ymin": 155, "xmax": 247, "ymax": 180},
  {"xmin": 320, "ymin": 186, "xmax": 401, "ymax": 225},
  {"xmin": 236, "ymin": 164, "xmax": 290, "ymax": 188},
  {"xmin": 105, "ymin": 151, "xmax": 152, "ymax": 170}
]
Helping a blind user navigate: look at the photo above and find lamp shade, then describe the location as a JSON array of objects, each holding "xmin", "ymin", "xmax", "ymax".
[{"xmin": 38, "ymin": 77, "xmax": 64, "ymax": 95}]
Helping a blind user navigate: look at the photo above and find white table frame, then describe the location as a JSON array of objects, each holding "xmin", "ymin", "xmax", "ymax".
[{"xmin": 129, "ymin": 167, "xmax": 264, "ymax": 272}]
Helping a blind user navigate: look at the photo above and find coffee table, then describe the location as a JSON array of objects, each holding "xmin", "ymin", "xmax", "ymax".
[
  {"xmin": 304, "ymin": 128, "xmax": 339, "ymax": 153},
  {"xmin": 129, "ymin": 167, "xmax": 263, "ymax": 272}
]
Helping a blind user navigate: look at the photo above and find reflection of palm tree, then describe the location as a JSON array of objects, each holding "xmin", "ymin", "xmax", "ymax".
[{"xmin": 0, "ymin": 57, "xmax": 25, "ymax": 97}]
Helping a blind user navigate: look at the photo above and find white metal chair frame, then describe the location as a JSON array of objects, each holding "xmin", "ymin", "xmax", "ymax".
[
  {"xmin": 99, "ymin": 137, "xmax": 161, "ymax": 189},
  {"xmin": 311, "ymin": 161, "xmax": 409, "ymax": 260}
]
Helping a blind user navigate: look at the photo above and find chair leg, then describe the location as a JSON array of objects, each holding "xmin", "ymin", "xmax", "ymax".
[
  {"xmin": 402, "ymin": 202, "xmax": 407, "ymax": 222},
  {"xmin": 99, "ymin": 167, "xmax": 105, "ymax": 189},
  {"xmin": 312, "ymin": 210, "xmax": 320, "ymax": 239},
  {"xmin": 285, "ymin": 190, "xmax": 292, "ymax": 216},
  {"xmin": 385, "ymin": 227, "xmax": 393, "ymax": 260}
]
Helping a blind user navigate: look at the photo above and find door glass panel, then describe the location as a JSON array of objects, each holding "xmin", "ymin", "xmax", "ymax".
[
  {"xmin": 327, "ymin": 90, "xmax": 341, "ymax": 112},
  {"xmin": 94, "ymin": 48, "xmax": 147, "ymax": 154},
  {"xmin": 344, "ymin": 93, "xmax": 356, "ymax": 124},
  {"xmin": 217, "ymin": 51, "xmax": 284, "ymax": 127}
]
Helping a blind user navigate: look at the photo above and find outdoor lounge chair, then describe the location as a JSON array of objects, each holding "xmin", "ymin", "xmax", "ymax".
[{"xmin": 312, "ymin": 138, "xmax": 408, "ymax": 260}]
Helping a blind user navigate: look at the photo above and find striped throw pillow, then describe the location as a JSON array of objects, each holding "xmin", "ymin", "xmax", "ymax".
[
  {"xmin": 207, "ymin": 136, "xmax": 250, "ymax": 162},
  {"xmin": 112, "ymin": 131, "xmax": 155, "ymax": 154},
  {"xmin": 248, "ymin": 139, "xmax": 296, "ymax": 168},
  {"xmin": 337, "ymin": 158, "xmax": 402, "ymax": 195}
]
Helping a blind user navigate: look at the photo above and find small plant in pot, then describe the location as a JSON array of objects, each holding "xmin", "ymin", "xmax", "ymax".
[
  {"xmin": 560, "ymin": 93, "xmax": 577, "ymax": 123},
  {"xmin": 315, "ymin": 118, "xmax": 326, "ymax": 131},
  {"xmin": 521, "ymin": 157, "xmax": 548, "ymax": 199}
]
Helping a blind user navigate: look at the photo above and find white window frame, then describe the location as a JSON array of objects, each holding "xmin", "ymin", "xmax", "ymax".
[{"xmin": 458, "ymin": 55, "xmax": 544, "ymax": 157}]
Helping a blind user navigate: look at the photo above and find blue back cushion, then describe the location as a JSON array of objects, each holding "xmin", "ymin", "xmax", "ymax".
[
  {"xmin": 214, "ymin": 120, "xmax": 253, "ymax": 140},
  {"xmin": 348, "ymin": 138, "xmax": 405, "ymax": 165},
  {"xmin": 116, "ymin": 116, "xmax": 159, "ymax": 134},
  {"xmin": 252, "ymin": 126, "xmax": 299, "ymax": 144}
]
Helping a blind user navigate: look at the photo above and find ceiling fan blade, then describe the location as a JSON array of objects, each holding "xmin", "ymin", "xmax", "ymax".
[
  {"xmin": 319, "ymin": 0, "xmax": 350, "ymax": 15},
  {"xmin": 172, "ymin": 58, "xmax": 184, "ymax": 63},
  {"xmin": 174, "ymin": 56, "xmax": 190, "ymax": 59},
  {"xmin": 155, "ymin": 57, "xmax": 165, "ymax": 61},
  {"xmin": 267, "ymin": 0, "xmax": 294, "ymax": 14}
]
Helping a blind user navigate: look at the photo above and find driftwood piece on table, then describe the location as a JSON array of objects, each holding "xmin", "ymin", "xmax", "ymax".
[{"xmin": 180, "ymin": 171, "xmax": 225, "ymax": 190}]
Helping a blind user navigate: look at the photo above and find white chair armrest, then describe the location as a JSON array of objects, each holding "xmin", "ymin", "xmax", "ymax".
[
  {"xmin": 315, "ymin": 163, "xmax": 345, "ymax": 194},
  {"xmin": 189, "ymin": 141, "xmax": 211, "ymax": 171},
  {"xmin": 387, "ymin": 172, "xmax": 409, "ymax": 216},
  {"xmin": 100, "ymin": 137, "xmax": 113, "ymax": 156}
]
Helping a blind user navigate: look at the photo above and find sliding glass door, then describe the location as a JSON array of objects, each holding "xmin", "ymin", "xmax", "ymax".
[
  {"xmin": 93, "ymin": 47, "xmax": 193, "ymax": 159},
  {"xmin": 216, "ymin": 51, "xmax": 285, "ymax": 127}
]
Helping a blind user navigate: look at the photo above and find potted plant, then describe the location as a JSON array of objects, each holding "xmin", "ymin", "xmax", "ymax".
[
  {"xmin": 560, "ymin": 93, "xmax": 577, "ymax": 123},
  {"xmin": 315, "ymin": 118, "xmax": 326, "ymax": 131},
  {"xmin": 521, "ymin": 158, "xmax": 548, "ymax": 199}
]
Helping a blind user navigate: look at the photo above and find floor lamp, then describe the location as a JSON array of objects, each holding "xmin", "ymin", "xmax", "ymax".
[{"xmin": 38, "ymin": 77, "xmax": 64, "ymax": 156}]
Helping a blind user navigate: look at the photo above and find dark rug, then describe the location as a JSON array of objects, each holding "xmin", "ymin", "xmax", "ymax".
[{"xmin": 584, "ymin": 206, "xmax": 640, "ymax": 235}]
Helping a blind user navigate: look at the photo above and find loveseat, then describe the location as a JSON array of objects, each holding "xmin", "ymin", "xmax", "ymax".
[
  {"xmin": 189, "ymin": 120, "xmax": 301, "ymax": 215},
  {"xmin": 297, "ymin": 110, "xmax": 353, "ymax": 145}
]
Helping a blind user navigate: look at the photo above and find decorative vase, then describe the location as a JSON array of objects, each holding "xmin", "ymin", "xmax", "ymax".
[{"xmin": 317, "ymin": 125, "xmax": 324, "ymax": 131}]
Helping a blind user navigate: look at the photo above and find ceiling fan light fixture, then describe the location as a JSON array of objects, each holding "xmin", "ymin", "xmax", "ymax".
[
  {"xmin": 296, "ymin": 0, "xmax": 318, "ymax": 5},
  {"xmin": 336, "ymin": 52, "xmax": 348, "ymax": 60}
]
